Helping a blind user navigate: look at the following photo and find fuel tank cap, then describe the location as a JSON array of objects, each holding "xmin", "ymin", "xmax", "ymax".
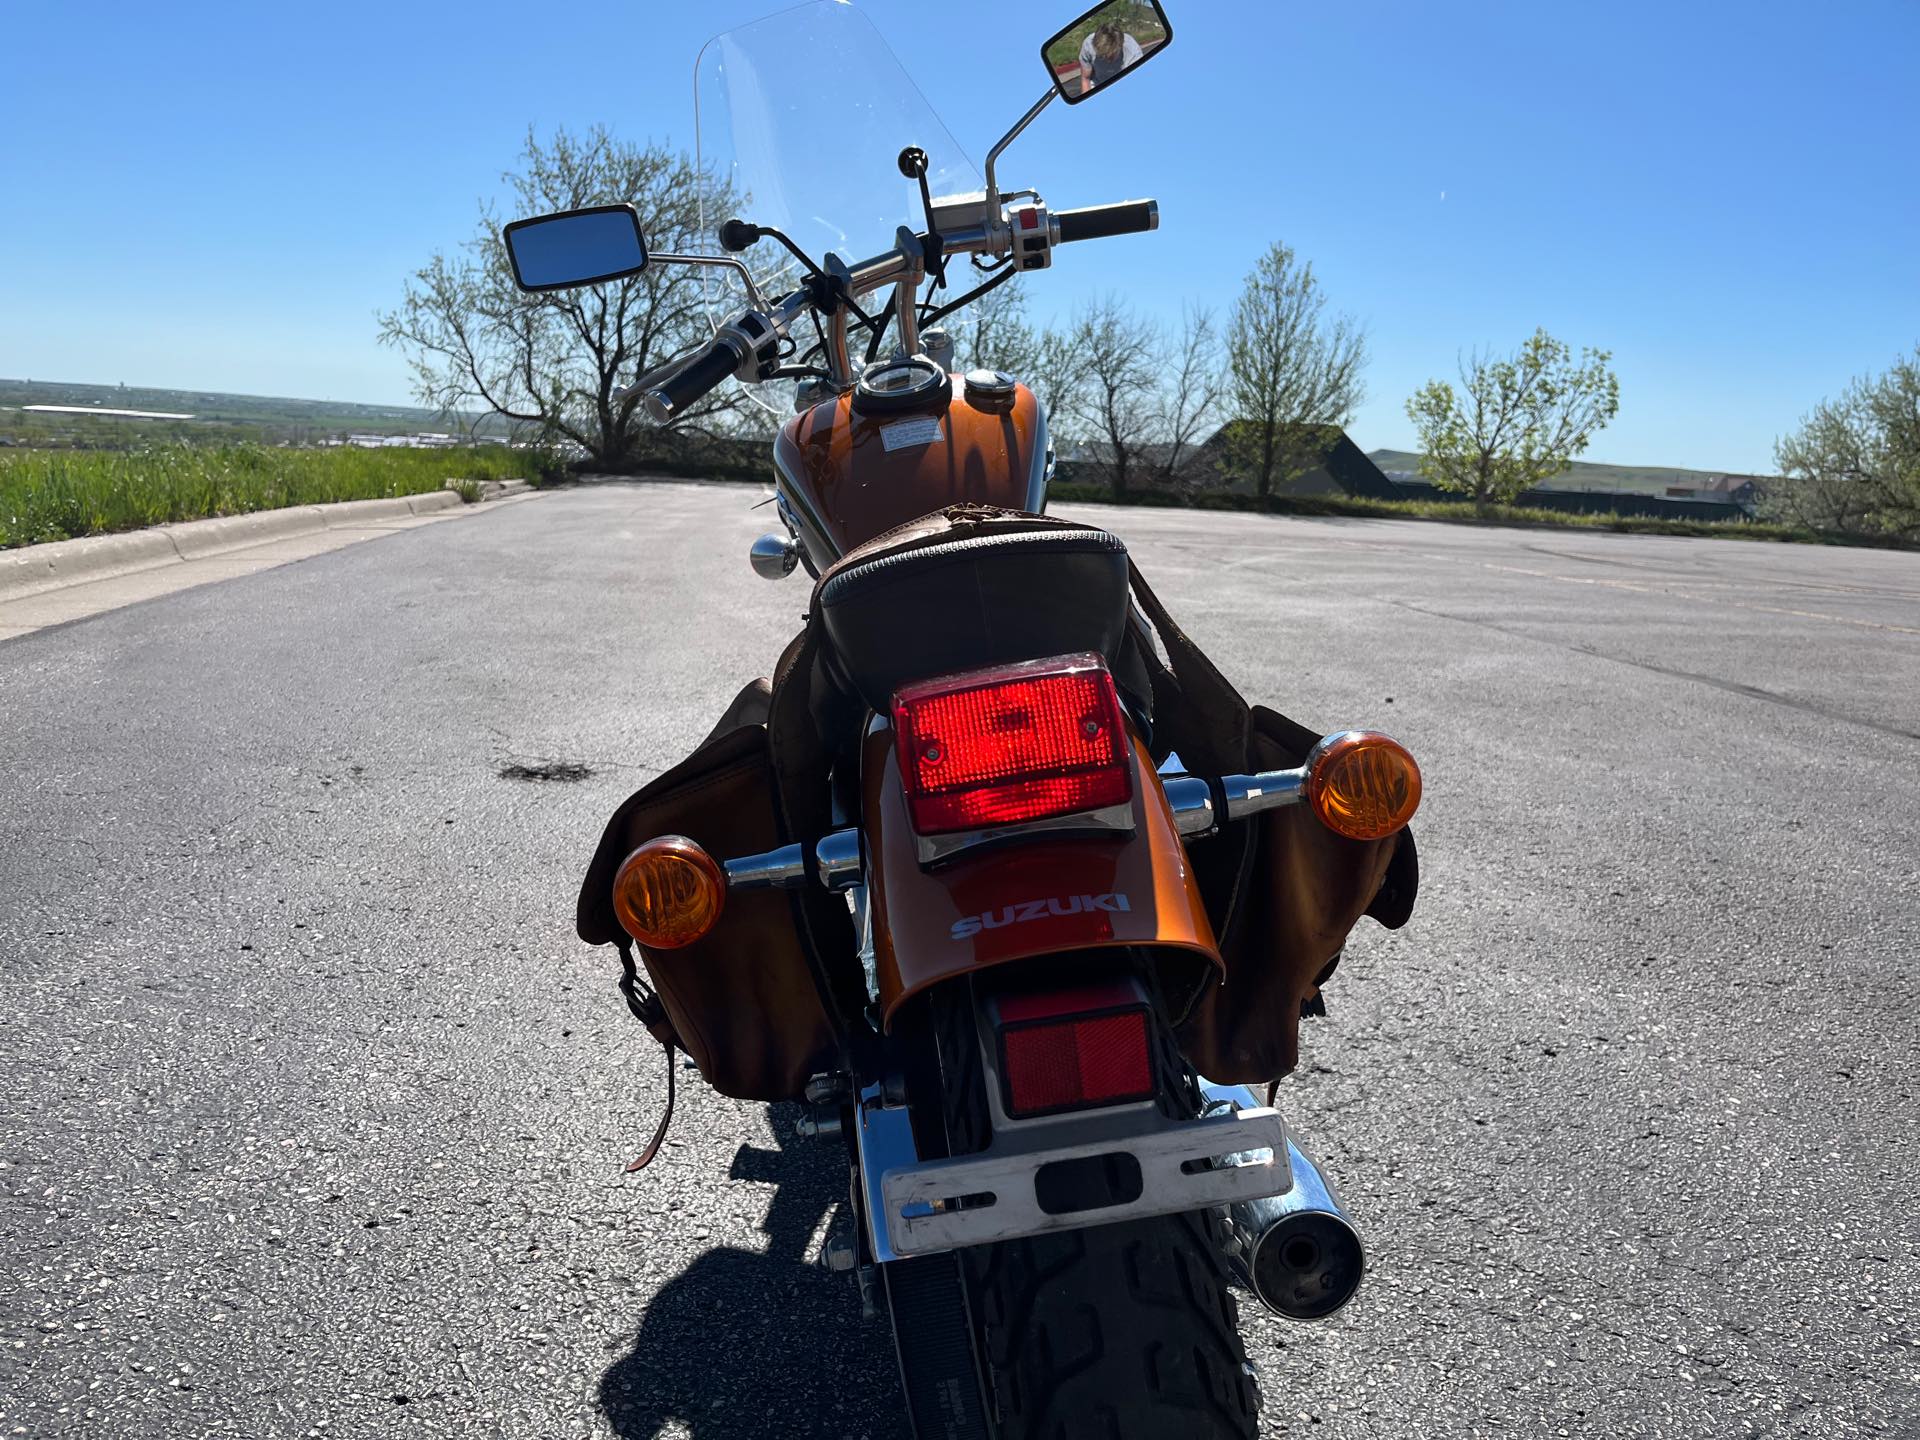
[{"xmin": 963, "ymin": 368, "xmax": 1018, "ymax": 405}]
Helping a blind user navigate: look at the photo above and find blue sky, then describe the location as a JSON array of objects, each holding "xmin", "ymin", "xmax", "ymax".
[{"xmin": 3, "ymin": 0, "xmax": 1915, "ymax": 473}]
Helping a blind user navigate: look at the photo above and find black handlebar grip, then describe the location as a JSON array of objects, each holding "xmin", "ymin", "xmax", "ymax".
[
  {"xmin": 1054, "ymin": 199, "xmax": 1160, "ymax": 244},
  {"xmin": 645, "ymin": 337, "xmax": 743, "ymax": 423}
]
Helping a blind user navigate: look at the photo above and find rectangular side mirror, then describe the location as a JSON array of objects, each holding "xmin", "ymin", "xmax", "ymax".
[
  {"xmin": 1041, "ymin": 0, "xmax": 1172, "ymax": 104},
  {"xmin": 503, "ymin": 204, "xmax": 649, "ymax": 293}
]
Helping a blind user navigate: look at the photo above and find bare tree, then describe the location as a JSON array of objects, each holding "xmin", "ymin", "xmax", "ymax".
[
  {"xmin": 378, "ymin": 127, "xmax": 745, "ymax": 471},
  {"xmin": 945, "ymin": 278, "xmax": 1040, "ymax": 377},
  {"xmin": 1153, "ymin": 304, "xmax": 1226, "ymax": 488},
  {"xmin": 943, "ymin": 278, "xmax": 1086, "ymax": 437},
  {"xmin": 1063, "ymin": 293, "xmax": 1158, "ymax": 498},
  {"xmin": 1225, "ymin": 242, "xmax": 1368, "ymax": 496}
]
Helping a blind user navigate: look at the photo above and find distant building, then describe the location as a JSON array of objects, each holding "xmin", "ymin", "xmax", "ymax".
[
  {"xmin": 1643, "ymin": 474, "xmax": 1766, "ymax": 515},
  {"xmin": 340, "ymin": 432, "xmax": 469, "ymax": 449},
  {"xmin": 1180, "ymin": 421, "xmax": 1394, "ymax": 498},
  {"xmin": 1066, "ymin": 422, "xmax": 1392, "ymax": 498},
  {"xmin": 1362, "ymin": 451, "xmax": 1765, "ymax": 522},
  {"xmin": 1699, "ymin": 474, "xmax": 1767, "ymax": 514}
]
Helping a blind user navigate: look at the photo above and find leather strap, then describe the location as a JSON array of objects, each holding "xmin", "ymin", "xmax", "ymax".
[
  {"xmin": 625, "ymin": 1042, "xmax": 677, "ymax": 1173},
  {"xmin": 614, "ymin": 939, "xmax": 678, "ymax": 1173}
]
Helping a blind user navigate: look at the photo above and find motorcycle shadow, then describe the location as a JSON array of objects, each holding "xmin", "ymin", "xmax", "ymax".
[{"xmin": 598, "ymin": 1103, "xmax": 908, "ymax": 1439}]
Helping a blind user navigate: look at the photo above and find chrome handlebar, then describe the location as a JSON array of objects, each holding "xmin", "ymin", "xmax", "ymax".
[{"xmin": 633, "ymin": 188, "xmax": 1155, "ymax": 419}]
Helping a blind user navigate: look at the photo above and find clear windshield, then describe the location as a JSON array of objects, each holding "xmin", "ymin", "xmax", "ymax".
[{"xmin": 694, "ymin": 2, "xmax": 981, "ymax": 375}]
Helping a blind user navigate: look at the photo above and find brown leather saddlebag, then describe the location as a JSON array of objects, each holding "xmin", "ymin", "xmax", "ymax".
[
  {"xmin": 1126, "ymin": 567, "xmax": 1420, "ymax": 1084},
  {"xmin": 576, "ymin": 680, "xmax": 841, "ymax": 1101}
]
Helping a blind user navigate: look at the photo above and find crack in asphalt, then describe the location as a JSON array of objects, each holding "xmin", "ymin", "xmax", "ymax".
[
  {"xmin": 1518, "ymin": 542, "xmax": 1920, "ymax": 601},
  {"xmin": 1473, "ymin": 559, "xmax": 1920, "ymax": 635},
  {"xmin": 1385, "ymin": 598, "xmax": 1920, "ymax": 743}
]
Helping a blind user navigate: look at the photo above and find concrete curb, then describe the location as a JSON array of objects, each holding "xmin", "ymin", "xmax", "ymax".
[
  {"xmin": 461, "ymin": 479, "xmax": 531, "ymax": 502},
  {"xmin": 0, "ymin": 489, "xmax": 497, "ymax": 604}
]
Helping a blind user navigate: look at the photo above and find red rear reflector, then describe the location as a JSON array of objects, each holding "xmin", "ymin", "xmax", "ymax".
[
  {"xmin": 1002, "ymin": 1008, "xmax": 1154, "ymax": 1117},
  {"xmin": 892, "ymin": 654, "xmax": 1131, "ymax": 836}
]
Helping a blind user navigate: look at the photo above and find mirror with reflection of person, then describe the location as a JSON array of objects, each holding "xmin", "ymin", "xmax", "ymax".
[{"xmin": 1042, "ymin": 0, "xmax": 1170, "ymax": 102}]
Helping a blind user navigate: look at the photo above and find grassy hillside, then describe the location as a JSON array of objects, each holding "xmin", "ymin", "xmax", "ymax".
[
  {"xmin": 0, "ymin": 378, "xmax": 513, "ymax": 450},
  {"xmin": 1369, "ymin": 448, "xmax": 1754, "ymax": 496},
  {"xmin": 0, "ymin": 444, "xmax": 533, "ymax": 548}
]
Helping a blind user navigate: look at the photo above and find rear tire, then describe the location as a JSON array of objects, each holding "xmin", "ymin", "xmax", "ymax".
[
  {"xmin": 928, "ymin": 979, "xmax": 1260, "ymax": 1439},
  {"xmin": 961, "ymin": 1208, "xmax": 1260, "ymax": 1440}
]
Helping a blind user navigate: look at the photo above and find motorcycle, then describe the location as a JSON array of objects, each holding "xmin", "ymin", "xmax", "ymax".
[{"xmin": 507, "ymin": 3, "xmax": 1421, "ymax": 1435}]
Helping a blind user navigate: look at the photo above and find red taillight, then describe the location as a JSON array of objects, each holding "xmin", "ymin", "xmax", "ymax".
[
  {"xmin": 998, "ymin": 981, "xmax": 1155, "ymax": 1118},
  {"xmin": 892, "ymin": 653, "xmax": 1132, "ymax": 836}
]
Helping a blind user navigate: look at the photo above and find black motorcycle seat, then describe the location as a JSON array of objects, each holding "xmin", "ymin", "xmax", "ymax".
[{"xmin": 817, "ymin": 527, "xmax": 1133, "ymax": 714}]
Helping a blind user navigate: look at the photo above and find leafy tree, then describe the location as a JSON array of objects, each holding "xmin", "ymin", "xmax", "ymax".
[
  {"xmin": 1225, "ymin": 243, "xmax": 1368, "ymax": 497},
  {"xmin": 378, "ymin": 127, "xmax": 747, "ymax": 471},
  {"xmin": 1767, "ymin": 346, "xmax": 1920, "ymax": 539},
  {"xmin": 1405, "ymin": 329, "xmax": 1620, "ymax": 508}
]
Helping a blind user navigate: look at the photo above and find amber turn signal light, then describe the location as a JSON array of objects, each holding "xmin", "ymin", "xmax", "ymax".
[
  {"xmin": 611, "ymin": 835, "xmax": 727, "ymax": 949},
  {"xmin": 1305, "ymin": 731, "xmax": 1422, "ymax": 841}
]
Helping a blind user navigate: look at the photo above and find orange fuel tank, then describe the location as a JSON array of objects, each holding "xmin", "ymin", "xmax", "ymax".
[{"xmin": 773, "ymin": 374, "xmax": 1050, "ymax": 563}]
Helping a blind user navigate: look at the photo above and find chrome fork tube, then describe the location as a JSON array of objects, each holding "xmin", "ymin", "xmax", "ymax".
[{"xmin": 826, "ymin": 308, "xmax": 852, "ymax": 387}]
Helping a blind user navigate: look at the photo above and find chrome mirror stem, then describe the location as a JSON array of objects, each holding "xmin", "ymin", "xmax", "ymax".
[
  {"xmin": 648, "ymin": 250, "xmax": 770, "ymax": 311},
  {"xmin": 985, "ymin": 87, "xmax": 1057, "ymax": 214}
]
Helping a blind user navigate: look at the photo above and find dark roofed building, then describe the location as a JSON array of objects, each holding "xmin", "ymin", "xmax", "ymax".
[{"xmin": 1119, "ymin": 421, "xmax": 1394, "ymax": 499}]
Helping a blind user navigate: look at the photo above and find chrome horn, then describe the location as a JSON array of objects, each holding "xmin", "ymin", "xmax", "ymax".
[{"xmin": 749, "ymin": 532, "xmax": 799, "ymax": 580}]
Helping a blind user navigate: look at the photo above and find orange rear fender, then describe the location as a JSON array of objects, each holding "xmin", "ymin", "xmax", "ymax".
[{"xmin": 862, "ymin": 723, "xmax": 1221, "ymax": 1030}]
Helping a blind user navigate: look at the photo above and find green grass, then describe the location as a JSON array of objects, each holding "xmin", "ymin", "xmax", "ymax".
[
  {"xmin": 0, "ymin": 444, "xmax": 538, "ymax": 549},
  {"xmin": 1045, "ymin": 482, "xmax": 1912, "ymax": 549}
]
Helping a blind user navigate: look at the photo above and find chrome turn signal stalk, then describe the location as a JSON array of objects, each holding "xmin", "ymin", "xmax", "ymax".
[
  {"xmin": 1161, "ymin": 731, "xmax": 1420, "ymax": 842},
  {"xmin": 721, "ymin": 828, "xmax": 862, "ymax": 893},
  {"xmin": 1220, "ymin": 767, "xmax": 1307, "ymax": 822},
  {"xmin": 1161, "ymin": 766, "xmax": 1305, "ymax": 837},
  {"xmin": 715, "ymin": 733, "xmax": 1418, "ymax": 901}
]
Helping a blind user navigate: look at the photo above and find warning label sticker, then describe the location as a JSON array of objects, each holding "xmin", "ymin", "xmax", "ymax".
[{"xmin": 880, "ymin": 416, "xmax": 944, "ymax": 452}]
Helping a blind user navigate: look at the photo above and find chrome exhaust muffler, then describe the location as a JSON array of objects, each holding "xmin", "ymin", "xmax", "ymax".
[{"xmin": 1199, "ymin": 1081, "xmax": 1366, "ymax": 1321}]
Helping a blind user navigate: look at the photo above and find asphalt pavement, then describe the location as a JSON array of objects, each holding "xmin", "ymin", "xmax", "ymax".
[{"xmin": 2, "ymin": 480, "xmax": 1915, "ymax": 1439}]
